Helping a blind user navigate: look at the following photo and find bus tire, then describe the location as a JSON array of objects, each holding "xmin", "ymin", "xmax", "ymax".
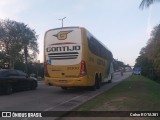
[
  {"xmin": 90, "ymin": 77, "xmax": 97, "ymax": 91},
  {"xmin": 90, "ymin": 85, "xmax": 96, "ymax": 91},
  {"xmin": 61, "ymin": 87, "xmax": 68, "ymax": 90},
  {"xmin": 108, "ymin": 80, "xmax": 112, "ymax": 83},
  {"xmin": 96, "ymin": 75, "xmax": 101, "ymax": 89},
  {"xmin": 108, "ymin": 74, "xmax": 113, "ymax": 83},
  {"xmin": 90, "ymin": 74, "xmax": 100, "ymax": 91}
]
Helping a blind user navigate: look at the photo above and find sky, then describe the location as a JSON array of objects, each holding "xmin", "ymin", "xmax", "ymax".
[{"xmin": 0, "ymin": 0, "xmax": 160, "ymax": 66}]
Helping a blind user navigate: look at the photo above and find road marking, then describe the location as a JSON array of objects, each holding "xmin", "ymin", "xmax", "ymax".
[
  {"xmin": 22, "ymin": 93, "xmax": 90, "ymax": 120},
  {"xmin": 43, "ymin": 93, "xmax": 88, "ymax": 111}
]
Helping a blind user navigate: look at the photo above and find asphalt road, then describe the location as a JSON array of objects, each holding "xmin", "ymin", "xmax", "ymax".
[{"xmin": 0, "ymin": 72, "xmax": 132, "ymax": 120}]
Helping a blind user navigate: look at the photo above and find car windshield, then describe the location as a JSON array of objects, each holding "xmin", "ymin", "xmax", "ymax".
[
  {"xmin": 16, "ymin": 70, "xmax": 27, "ymax": 76},
  {"xmin": 0, "ymin": 69, "xmax": 8, "ymax": 77}
]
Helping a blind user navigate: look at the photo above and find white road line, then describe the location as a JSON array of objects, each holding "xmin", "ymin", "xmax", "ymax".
[
  {"xmin": 43, "ymin": 93, "xmax": 88, "ymax": 111},
  {"xmin": 22, "ymin": 93, "xmax": 89, "ymax": 120}
]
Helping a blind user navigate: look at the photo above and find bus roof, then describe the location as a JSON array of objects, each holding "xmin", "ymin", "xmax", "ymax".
[
  {"xmin": 45, "ymin": 26, "xmax": 82, "ymax": 33},
  {"xmin": 45, "ymin": 26, "xmax": 112, "ymax": 57}
]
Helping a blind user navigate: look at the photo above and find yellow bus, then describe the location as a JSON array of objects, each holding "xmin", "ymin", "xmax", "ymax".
[{"xmin": 44, "ymin": 27, "xmax": 114, "ymax": 90}]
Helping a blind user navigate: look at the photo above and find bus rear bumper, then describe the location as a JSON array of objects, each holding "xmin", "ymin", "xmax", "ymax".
[{"xmin": 44, "ymin": 76, "xmax": 94, "ymax": 87}]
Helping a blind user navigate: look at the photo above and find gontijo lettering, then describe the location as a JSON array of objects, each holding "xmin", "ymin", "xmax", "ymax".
[{"xmin": 46, "ymin": 45, "xmax": 80, "ymax": 52}]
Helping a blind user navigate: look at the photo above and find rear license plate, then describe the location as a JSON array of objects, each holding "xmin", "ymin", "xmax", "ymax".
[{"xmin": 59, "ymin": 80, "xmax": 67, "ymax": 83}]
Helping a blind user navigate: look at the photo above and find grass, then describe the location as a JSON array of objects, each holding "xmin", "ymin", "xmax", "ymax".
[{"xmin": 70, "ymin": 75, "xmax": 160, "ymax": 120}]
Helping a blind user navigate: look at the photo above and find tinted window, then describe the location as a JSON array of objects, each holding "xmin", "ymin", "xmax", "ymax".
[
  {"xmin": 87, "ymin": 32, "xmax": 113, "ymax": 61},
  {"xmin": 0, "ymin": 69, "xmax": 7, "ymax": 77},
  {"xmin": 8, "ymin": 70, "xmax": 18, "ymax": 76},
  {"xmin": 16, "ymin": 70, "xmax": 27, "ymax": 77}
]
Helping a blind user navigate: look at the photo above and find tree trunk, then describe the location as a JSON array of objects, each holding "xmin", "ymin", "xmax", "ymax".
[{"xmin": 24, "ymin": 46, "xmax": 28, "ymax": 73}]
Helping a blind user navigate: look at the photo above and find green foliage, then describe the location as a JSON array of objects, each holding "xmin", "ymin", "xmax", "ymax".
[
  {"xmin": 135, "ymin": 24, "xmax": 160, "ymax": 82},
  {"xmin": 0, "ymin": 19, "xmax": 39, "ymax": 72},
  {"xmin": 14, "ymin": 62, "xmax": 44, "ymax": 77},
  {"xmin": 113, "ymin": 59, "xmax": 126, "ymax": 71},
  {"xmin": 139, "ymin": 0, "xmax": 160, "ymax": 9}
]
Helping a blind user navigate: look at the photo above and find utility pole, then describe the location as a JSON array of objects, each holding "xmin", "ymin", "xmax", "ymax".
[{"xmin": 58, "ymin": 17, "xmax": 66, "ymax": 27}]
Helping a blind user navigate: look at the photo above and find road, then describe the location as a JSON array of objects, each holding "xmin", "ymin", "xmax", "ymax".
[{"xmin": 0, "ymin": 72, "xmax": 132, "ymax": 120}]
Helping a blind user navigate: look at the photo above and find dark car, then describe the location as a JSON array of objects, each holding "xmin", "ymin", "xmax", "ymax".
[{"xmin": 0, "ymin": 69, "xmax": 37, "ymax": 94}]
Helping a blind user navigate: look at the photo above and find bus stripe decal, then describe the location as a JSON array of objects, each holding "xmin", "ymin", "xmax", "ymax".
[
  {"xmin": 49, "ymin": 42, "xmax": 76, "ymax": 46},
  {"xmin": 48, "ymin": 52, "xmax": 79, "ymax": 60},
  {"xmin": 50, "ymin": 57, "xmax": 77, "ymax": 60},
  {"xmin": 48, "ymin": 55, "xmax": 78, "ymax": 57},
  {"xmin": 48, "ymin": 52, "xmax": 78, "ymax": 55}
]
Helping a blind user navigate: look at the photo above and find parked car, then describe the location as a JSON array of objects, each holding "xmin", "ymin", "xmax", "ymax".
[{"xmin": 0, "ymin": 69, "xmax": 37, "ymax": 94}]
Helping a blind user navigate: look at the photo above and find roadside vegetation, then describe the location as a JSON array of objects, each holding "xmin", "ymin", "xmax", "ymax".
[
  {"xmin": 139, "ymin": 0, "xmax": 160, "ymax": 9},
  {"xmin": 0, "ymin": 19, "xmax": 43, "ymax": 77},
  {"xmin": 135, "ymin": 23, "xmax": 160, "ymax": 83},
  {"xmin": 74, "ymin": 75, "xmax": 160, "ymax": 119},
  {"xmin": 135, "ymin": 0, "xmax": 160, "ymax": 83}
]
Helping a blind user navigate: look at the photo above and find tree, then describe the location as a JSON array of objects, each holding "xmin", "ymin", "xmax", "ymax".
[
  {"xmin": 0, "ymin": 19, "xmax": 23, "ymax": 68},
  {"xmin": 17, "ymin": 23, "xmax": 39, "ymax": 72},
  {"xmin": 113, "ymin": 59, "xmax": 126, "ymax": 71},
  {"xmin": 135, "ymin": 24, "xmax": 160, "ymax": 82},
  {"xmin": 145, "ymin": 25, "xmax": 160, "ymax": 77},
  {"xmin": 139, "ymin": 0, "xmax": 160, "ymax": 9},
  {"xmin": 0, "ymin": 19, "xmax": 39, "ymax": 72}
]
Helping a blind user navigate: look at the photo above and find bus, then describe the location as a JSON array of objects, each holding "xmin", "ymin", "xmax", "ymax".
[{"xmin": 44, "ymin": 27, "xmax": 114, "ymax": 90}]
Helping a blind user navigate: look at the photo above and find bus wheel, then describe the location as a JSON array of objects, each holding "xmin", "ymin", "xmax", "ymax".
[
  {"xmin": 90, "ymin": 78, "xmax": 97, "ymax": 91},
  {"xmin": 90, "ymin": 75, "xmax": 100, "ymax": 91},
  {"xmin": 108, "ymin": 79, "xmax": 112, "ymax": 83},
  {"xmin": 61, "ymin": 87, "xmax": 68, "ymax": 90},
  {"xmin": 90, "ymin": 85, "xmax": 96, "ymax": 91},
  {"xmin": 96, "ymin": 75, "xmax": 101, "ymax": 89},
  {"xmin": 108, "ymin": 74, "xmax": 113, "ymax": 83}
]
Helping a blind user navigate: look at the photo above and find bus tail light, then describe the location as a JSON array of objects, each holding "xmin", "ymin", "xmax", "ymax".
[
  {"xmin": 80, "ymin": 60, "xmax": 87, "ymax": 77},
  {"xmin": 44, "ymin": 62, "xmax": 49, "ymax": 77}
]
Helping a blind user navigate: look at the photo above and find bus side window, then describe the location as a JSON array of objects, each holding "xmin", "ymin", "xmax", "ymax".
[
  {"xmin": 88, "ymin": 36, "xmax": 95, "ymax": 55},
  {"xmin": 87, "ymin": 33, "xmax": 111, "ymax": 60}
]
